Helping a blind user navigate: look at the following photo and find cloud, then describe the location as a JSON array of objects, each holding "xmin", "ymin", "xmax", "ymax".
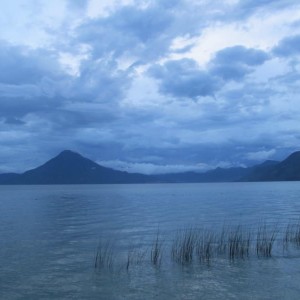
[
  {"xmin": 0, "ymin": 42, "xmax": 74, "ymax": 122},
  {"xmin": 77, "ymin": 4, "xmax": 173, "ymax": 62},
  {"xmin": 210, "ymin": 46, "xmax": 270, "ymax": 80},
  {"xmin": 75, "ymin": 0, "xmax": 207, "ymax": 65},
  {"xmin": 213, "ymin": 46, "xmax": 269, "ymax": 66},
  {"xmin": 67, "ymin": 0, "xmax": 88, "ymax": 11},
  {"xmin": 97, "ymin": 159, "xmax": 212, "ymax": 175},
  {"xmin": 235, "ymin": 0, "xmax": 300, "ymax": 19},
  {"xmin": 148, "ymin": 46, "xmax": 270, "ymax": 99},
  {"xmin": 245, "ymin": 149, "xmax": 276, "ymax": 161},
  {"xmin": 0, "ymin": 42, "xmax": 64, "ymax": 85},
  {"xmin": 70, "ymin": 58, "xmax": 131, "ymax": 103},
  {"xmin": 210, "ymin": 64, "xmax": 251, "ymax": 81},
  {"xmin": 4, "ymin": 117, "xmax": 25, "ymax": 125},
  {"xmin": 149, "ymin": 58, "xmax": 220, "ymax": 99},
  {"xmin": 0, "ymin": 0, "xmax": 300, "ymax": 175},
  {"xmin": 273, "ymin": 34, "xmax": 300, "ymax": 57}
]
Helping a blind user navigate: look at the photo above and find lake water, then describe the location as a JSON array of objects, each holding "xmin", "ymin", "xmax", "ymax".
[{"xmin": 1, "ymin": 182, "xmax": 300, "ymax": 299}]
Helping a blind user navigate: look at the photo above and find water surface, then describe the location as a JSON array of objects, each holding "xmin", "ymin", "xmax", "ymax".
[{"xmin": 1, "ymin": 182, "xmax": 300, "ymax": 299}]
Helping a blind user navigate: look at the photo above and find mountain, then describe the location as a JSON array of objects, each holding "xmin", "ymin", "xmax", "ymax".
[
  {"xmin": 0, "ymin": 150, "xmax": 151, "ymax": 184},
  {"xmin": 154, "ymin": 167, "xmax": 251, "ymax": 183},
  {"xmin": 240, "ymin": 160, "xmax": 279, "ymax": 181},
  {"xmin": 242, "ymin": 151, "xmax": 300, "ymax": 181},
  {"xmin": 0, "ymin": 173, "xmax": 21, "ymax": 184},
  {"xmin": 0, "ymin": 150, "xmax": 299, "ymax": 184}
]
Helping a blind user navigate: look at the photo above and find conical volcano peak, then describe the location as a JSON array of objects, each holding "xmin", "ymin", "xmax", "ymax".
[
  {"xmin": 57, "ymin": 150, "xmax": 82, "ymax": 158},
  {"xmin": 5, "ymin": 150, "xmax": 150, "ymax": 184}
]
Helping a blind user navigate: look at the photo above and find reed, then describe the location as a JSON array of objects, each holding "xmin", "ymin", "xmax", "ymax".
[
  {"xmin": 151, "ymin": 230, "xmax": 164, "ymax": 267},
  {"xmin": 256, "ymin": 224, "xmax": 277, "ymax": 257},
  {"xmin": 283, "ymin": 223, "xmax": 300, "ymax": 248},
  {"xmin": 95, "ymin": 221, "xmax": 300, "ymax": 273},
  {"xmin": 125, "ymin": 247, "xmax": 147, "ymax": 271},
  {"xmin": 216, "ymin": 226, "xmax": 228, "ymax": 255},
  {"xmin": 94, "ymin": 240, "xmax": 115, "ymax": 271},
  {"xmin": 171, "ymin": 228, "xmax": 197, "ymax": 264},
  {"xmin": 195, "ymin": 229, "xmax": 215, "ymax": 263},
  {"xmin": 228, "ymin": 226, "xmax": 251, "ymax": 260}
]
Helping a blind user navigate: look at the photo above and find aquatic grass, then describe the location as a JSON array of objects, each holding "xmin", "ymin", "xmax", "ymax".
[
  {"xmin": 151, "ymin": 230, "xmax": 164, "ymax": 267},
  {"xmin": 256, "ymin": 224, "xmax": 278, "ymax": 257},
  {"xmin": 195, "ymin": 229, "xmax": 216, "ymax": 264},
  {"xmin": 283, "ymin": 222, "xmax": 300, "ymax": 249},
  {"xmin": 125, "ymin": 246, "xmax": 147, "ymax": 272},
  {"xmin": 216, "ymin": 226, "xmax": 228, "ymax": 255},
  {"xmin": 95, "ymin": 221, "xmax": 300, "ymax": 273},
  {"xmin": 228, "ymin": 226, "xmax": 251, "ymax": 260},
  {"xmin": 171, "ymin": 228, "xmax": 198, "ymax": 264},
  {"xmin": 94, "ymin": 240, "xmax": 115, "ymax": 271}
]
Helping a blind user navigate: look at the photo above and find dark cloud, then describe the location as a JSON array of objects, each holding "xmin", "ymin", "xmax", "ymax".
[
  {"xmin": 213, "ymin": 46, "xmax": 269, "ymax": 66},
  {"xmin": 4, "ymin": 117, "xmax": 25, "ymax": 125},
  {"xmin": 70, "ymin": 58, "xmax": 131, "ymax": 103},
  {"xmin": 221, "ymin": 85, "xmax": 272, "ymax": 117},
  {"xmin": 238, "ymin": 0, "xmax": 298, "ymax": 11},
  {"xmin": 76, "ymin": 1, "xmax": 204, "ymax": 64},
  {"xmin": 210, "ymin": 64, "xmax": 250, "ymax": 81},
  {"xmin": 149, "ymin": 46, "xmax": 270, "ymax": 99},
  {"xmin": 0, "ymin": 41, "xmax": 74, "ymax": 120},
  {"xmin": 77, "ymin": 5, "xmax": 173, "ymax": 61},
  {"xmin": 273, "ymin": 34, "xmax": 300, "ymax": 57},
  {"xmin": 234, "ymin": 0, "xmax": 299, "ymax": 19},
  {"xmin": 149, "ymin": 59, "xmax": 220, "ymax": 99},
  {"xmin": 209, "ymin": 46, "xmax": 269, "ymax": 81},
  {"xmin": 0, "ymin": 41, "xmax": 128, "ymax": 127},
  {"xmin": 0, "ymin": 0, "xmax": 299, "ymax": 174},
  {"xmin": 0, "ymin": 42, "xmax": 64, "ymax": 85}
]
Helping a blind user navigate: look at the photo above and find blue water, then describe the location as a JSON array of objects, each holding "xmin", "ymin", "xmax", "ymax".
[{"xmin": 1, "ymin": 182, "xmax": 300, "ymax": 299}]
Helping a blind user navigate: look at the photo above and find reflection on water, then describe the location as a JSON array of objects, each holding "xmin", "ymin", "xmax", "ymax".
[{"xmin": 1, "ymin": 182, "xmax": 300, "ymax": 299}]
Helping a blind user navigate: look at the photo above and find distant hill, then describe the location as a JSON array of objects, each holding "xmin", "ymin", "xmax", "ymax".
[
  {"xmin": 242, "ymin": 151, "xmax": 300, "ymax": 181},
  {"xmin": 154, "ymin": 167, "xmax": 251, "ymax": 183},
  {"xmin": 0, "ymin": 150, "xmax": 151, "ymax": 184},
  {"xmin": 0, "ymin": 150, "xmax": 299, "ymax": 184},
  {"xmin": 240, "ymin": 160, "xmax": 279, "ymax": 181}
]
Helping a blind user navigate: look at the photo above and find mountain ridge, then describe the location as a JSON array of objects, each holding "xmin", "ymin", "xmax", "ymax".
[
  {"xmin": 0, "ymin": 150, "xmax": 299, "ymax": 184},
  {"xmin": 0, "ymin": 150, "xmax": 151, "ymax": 184}
]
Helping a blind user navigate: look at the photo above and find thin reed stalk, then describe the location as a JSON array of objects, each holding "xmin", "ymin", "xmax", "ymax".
[
  {"xmin": 228, "ymin": 226, "xmax": 251, "ymax": 260},
  {"xmin": 171, "ymin": 228, "xmax": 197, "ymax": 264},
  {"xmin": 94, "ymin": 221, "xmax": 300, "ymax": 272},
  {"xmin": 195, "ymin": 229, "xmax": 215, "ymax": 263},
  {"xmin": 283, "ymin": 223, "xmax": 300, "ymax": 249},
  {"xmin": 151, "ymin": 230, "xmax": 164, "ymax": 267},
  {"xmin": 125, "ymin": 247, "xmax": 147, "ymax": 271},
  {"xmin": 256, "ymin": 224, "xmax": 278, "ymax": 257},
  {"xmin": 95, "ymin": 240, "xmax": 115, "ymax": 270}
]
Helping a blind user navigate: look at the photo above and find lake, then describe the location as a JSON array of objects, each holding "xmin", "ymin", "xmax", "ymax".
[{"xmin": 1, "ymin": 182, "xmax": 300, "ymax": 299}]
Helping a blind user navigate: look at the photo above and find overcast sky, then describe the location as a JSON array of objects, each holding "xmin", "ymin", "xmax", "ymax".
[{"xmin": 1, "ymin": 0, "xmax": 300, "ymax": 174}]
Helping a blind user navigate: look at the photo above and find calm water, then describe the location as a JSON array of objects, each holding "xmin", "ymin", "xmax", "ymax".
[{"xmin": 1, "ymin": 182, "xmax": 300, "ymax": 299}]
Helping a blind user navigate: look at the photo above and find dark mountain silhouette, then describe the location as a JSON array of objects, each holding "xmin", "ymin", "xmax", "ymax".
[
  {"xmin": 0, "ymin": 150, "xmax": 299, "ymax": 184},
  {"xmin": 240, "ymin": 160, "xmax": 279, "ymax": 181},
  {"xmin": 0, "ymin": 150, "xmax": 151, "ymax": 184},
  {"xmin": 0, "ymin": 173, "xmax": 21, "ymax": 184},
  {"xmin": 242, "ymin": 151, "xmax": 300, "ymax": 181},
  {"xmin": 154, "ymin": 167, "xmax": 251, "ymax": 183}
]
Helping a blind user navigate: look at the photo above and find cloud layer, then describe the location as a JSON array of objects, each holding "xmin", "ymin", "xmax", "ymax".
[{"xmin": 1, "ymin": 0, "xmax": 300, "ymax": 173}]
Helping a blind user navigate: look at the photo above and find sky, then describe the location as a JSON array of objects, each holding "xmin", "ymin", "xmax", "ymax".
[{"xmin": 1, "ymin": 0, "xmax": 300, "ymax": 174}]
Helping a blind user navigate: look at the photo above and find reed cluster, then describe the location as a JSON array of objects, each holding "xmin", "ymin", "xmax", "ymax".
[
  {"xmin": 284, "ymin": 223, "xmax": 300, "ymax": 248},
  {"xmin": 94, "ymin": 240, "xmax": 115, "ymax": 270},
  {"xmin": 94, "ymin": 222, "xmax": 300, "ymax": 272},
  {"xmin": 171, "ymin": 228, "xmax": 197, "ymax": 264},
  {"xmin": 256, "ymin": 224, "xmax": 277, "ymax": 257},
  {"xmin": 151, "ymin": 230, "xmax": 164, "ymax": 267}
]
